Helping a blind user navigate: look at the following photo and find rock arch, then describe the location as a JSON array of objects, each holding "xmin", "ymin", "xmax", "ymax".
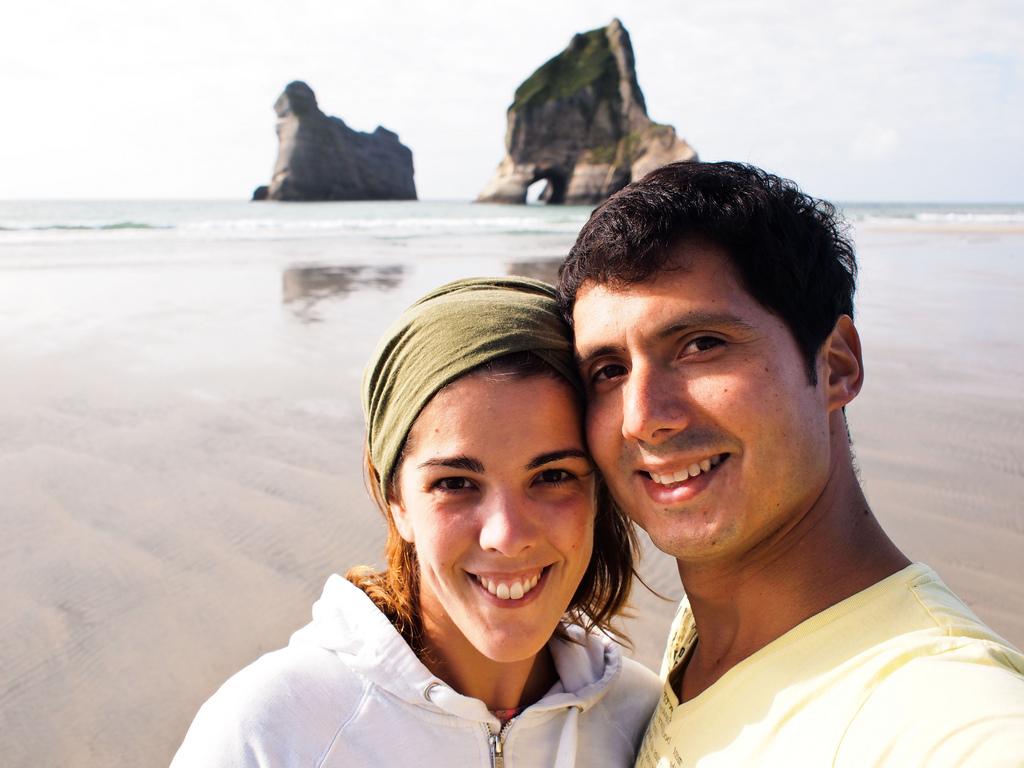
[
  {"xmin": 530, "ymin": 169, "xmax": 568, "ymax": 204},
  {"xmin": 477, "ymin": 20, "xmax": 696, "ymax": 206}
]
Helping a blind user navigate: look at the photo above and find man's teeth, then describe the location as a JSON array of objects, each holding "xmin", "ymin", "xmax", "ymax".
[
  {"xmin": 649, "ymin": 454, "xmax": 724, "ymax": 485},
  {"xmin": 477, "ymin": 572, "xmax": 542, "ymax": 601}
]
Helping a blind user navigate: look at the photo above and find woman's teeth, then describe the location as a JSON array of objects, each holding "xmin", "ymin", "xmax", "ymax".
[
  {"xmin": 477, "ymin": 572, "xmax": 541, "ymax": 600},
  {"xmin": 649, "ymin": 454, "xmax": 725, "ymax": 485}
]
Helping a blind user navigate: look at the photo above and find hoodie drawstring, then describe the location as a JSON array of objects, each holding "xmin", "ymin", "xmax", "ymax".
[{"xmin": 553, "ymin": 705, "xmax": 581, "ymax": 768}]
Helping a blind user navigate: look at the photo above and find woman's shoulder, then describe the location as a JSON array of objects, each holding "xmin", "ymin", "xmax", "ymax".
[
  {"xmin": 605, "ymin": 655, "xmax": 662, "ymax": 714},
  {"xmin": 170, "ymin": 643, "xmax": 368, "ymax": 767},
  {"xmin": 619, "ymin": 655, "xmax": 662, "ymax": 691},
  {"xmin": 214, "ymin": 642, "xmax": 368, "ymax": 719},
  {"xmin": 573, "ymin": 653, "xmax": 662, "ymax": 762},
  {"xmin": 552, "ymin": 624, "xmax": 662, "ymax": 714}
]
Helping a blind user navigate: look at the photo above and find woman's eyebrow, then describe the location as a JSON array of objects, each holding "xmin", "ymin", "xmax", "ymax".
[
  {"xmin": 526, "ymin": 449, "xmax": 591, "ymax": 470},
  {"xmin": 417, "ymin": 455, "xmax": 484, "ymax": 473}
]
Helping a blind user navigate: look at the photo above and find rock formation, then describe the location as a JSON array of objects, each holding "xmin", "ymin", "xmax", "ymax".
[
  {"xmin": 254, "ymin": 81, "xmax": 416, "ymax": 202},
  {"xmin": 477, "ymin": 19, "xmax": 697, "ymax": 205}
]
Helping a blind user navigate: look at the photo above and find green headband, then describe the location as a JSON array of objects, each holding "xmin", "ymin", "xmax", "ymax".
[{"xmin": 361, "ymin": 276, "xmax": 581, "ymax": 499}]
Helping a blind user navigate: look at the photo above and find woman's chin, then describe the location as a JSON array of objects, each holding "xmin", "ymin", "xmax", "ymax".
[
  {"xmin": 478, "ymin": 638, "xmax": 549, "ymax": 665},
  {"xmin": 459, "ymin": 617, "xmax": 557, "ymax": 665}
]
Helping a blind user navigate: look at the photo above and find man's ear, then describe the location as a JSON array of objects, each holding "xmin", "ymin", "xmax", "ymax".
[
  {"xmin": 389, "ymin": 495, "xmax": 415, "ymax": 543},
  {"xmin": 822, "ymin": 315, "xmax": 864, "ymax": 412}
]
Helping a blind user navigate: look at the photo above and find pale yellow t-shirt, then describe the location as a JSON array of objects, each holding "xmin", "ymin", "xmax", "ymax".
[{"xmin": 635, "ymin": 564, "xmax": 1024, "ymax": 767}]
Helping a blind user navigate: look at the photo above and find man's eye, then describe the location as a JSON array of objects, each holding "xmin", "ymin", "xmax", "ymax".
[
  {"xmin": 683, "ymin": 336, "xmax": 724, "ymax": 355},
  {"xmin": 592, "ymin": 363, "xmax": 627, "ymax": 382},
  {"xmin": 433, "ymin": 477, "xmax": 474, "ymax": 492}
]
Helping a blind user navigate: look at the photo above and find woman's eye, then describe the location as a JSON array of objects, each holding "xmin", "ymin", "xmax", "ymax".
[
  {"xmin": 592, "ymin": 363, "xmax": 627, "ymax": 383},
  {"xmin": 433, "ymin": 477, "xmax": 474, "ymax": 492},
  {"xmin": 683, "ymin": 336, "xmax": 724, "ymax": 355},
  {"xmin": 536, "ymin": 468, "xmax": 574, "ymax": 485}
]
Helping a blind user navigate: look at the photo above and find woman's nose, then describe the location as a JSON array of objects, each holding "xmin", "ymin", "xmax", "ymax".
[{"xmin": 478, "ymin": 493, "xmax": 537, "ymax": 557}]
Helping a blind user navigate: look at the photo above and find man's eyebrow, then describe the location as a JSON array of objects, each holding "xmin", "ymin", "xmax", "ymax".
[
  {"xmin": 525, "ymin": 449, "xmax": 591, "ymax": 470},
  {"xmin": 575, "ymin": 311, "xmax": 755, "ymax": 366},
  {"xmin": 575, "ymin": 344, "xmax": 622, "ymax": 367},
  {"xmin": 417, "ymin": 455, "xmax": 484, "ymax": 473},
  {"xmin": 655, "ymin": 311, "xmax": 756, "ymax": 340}
]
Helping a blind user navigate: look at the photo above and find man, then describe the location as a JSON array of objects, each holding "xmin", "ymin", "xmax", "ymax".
[{"xmin": 557, "ymin": 162, "xmax": 1024, "ymax": 766}]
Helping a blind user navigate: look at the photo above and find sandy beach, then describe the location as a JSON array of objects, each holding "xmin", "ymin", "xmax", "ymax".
[{"xmin": 0, "ymin": 203, "xmax": 1021, "ymax": 767}]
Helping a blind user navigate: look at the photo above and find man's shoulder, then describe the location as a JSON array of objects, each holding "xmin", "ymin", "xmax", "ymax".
[
  {"xmin": 833, "ymin": 565, "xmax": 1024, "ymax": 765},
  {"xmin": 838, "ymin": 563, "xmax": 1024, "ymax": 711},
  {"xmin": 866, "ymin": 563, "xmax": 1024, "ymax": 672},
  {"xmin": 906, "ymin": 566, "xmax": 1021, "ymax": 643},
  {"xmin": 836, "ymin": 649, "xmax": 1024, "ymax": 766}
]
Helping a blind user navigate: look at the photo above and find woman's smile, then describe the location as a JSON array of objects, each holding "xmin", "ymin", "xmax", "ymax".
[{"xmin": 471, "ymin": 566, "xmax": 549, "ymax": 604}]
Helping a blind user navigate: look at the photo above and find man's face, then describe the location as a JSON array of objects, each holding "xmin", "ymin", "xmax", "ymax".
[{"xmin": 572, "ymin": 241, "xmax": 836, "ymax": 565}]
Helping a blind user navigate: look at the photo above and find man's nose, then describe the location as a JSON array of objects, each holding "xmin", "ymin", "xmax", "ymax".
[
  {"xmin": 478, "ymin": 492, "xmax": 537, "ymax": 557},
  {"xmin": 621, "ymin": 361, "xmax": 688, "ymax": 445}
]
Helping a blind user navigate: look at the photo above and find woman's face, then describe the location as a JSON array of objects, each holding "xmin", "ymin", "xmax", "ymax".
[{"xmin": 390, "ymin": 372, "xmax": 596, "ymax": 664}]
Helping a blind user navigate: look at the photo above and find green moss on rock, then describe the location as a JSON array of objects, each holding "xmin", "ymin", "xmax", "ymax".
[
  {"xmin": 588, "ymin": 143, "xmax": 618, "ymax": 165},
  {"xmin": 512, "ymin": 27, "xmax": 620, "ymax": 111},
  {"xmin": 620, "ymin": 131, "xmax": 642, "ymax": 160}
]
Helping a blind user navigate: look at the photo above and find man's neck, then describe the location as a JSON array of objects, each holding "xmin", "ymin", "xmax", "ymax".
[{"xmin": 674, "ymin": 469, "xmax": 909, "ymax": 702}]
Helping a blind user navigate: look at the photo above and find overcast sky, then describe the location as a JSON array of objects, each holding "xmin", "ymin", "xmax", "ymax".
[{"xmin": 4, "ymin": 0, "xmax": 1021, "ymax": 202}]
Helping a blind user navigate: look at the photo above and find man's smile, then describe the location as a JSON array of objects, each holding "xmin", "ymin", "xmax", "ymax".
[
  {"xmin": 643, "ymin": 453, "xmax": 728, "ymax": 485},
  {"xmin": 636, "ymin": 453, "xmax": 732, "ymax": 505}
]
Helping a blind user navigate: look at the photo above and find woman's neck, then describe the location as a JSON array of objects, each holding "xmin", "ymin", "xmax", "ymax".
[{"xmin": 418, "ymin": 613, "xmax": 557, "ymax": 711}]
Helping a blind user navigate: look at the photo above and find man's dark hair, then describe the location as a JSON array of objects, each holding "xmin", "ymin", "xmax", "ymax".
[{"xmin": 557, "ymin": 161, "xmax": 857, "ymax": 382}]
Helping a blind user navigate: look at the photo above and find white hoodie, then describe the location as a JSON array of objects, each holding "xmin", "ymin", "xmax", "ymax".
[{"xmin": 171, "ymin": 575, "xmax": 660, "ymax": 768}]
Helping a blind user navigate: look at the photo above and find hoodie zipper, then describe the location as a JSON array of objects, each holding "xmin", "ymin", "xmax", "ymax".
[{"xmin": 484, "ymin": 718, "xmax": 516, "ymax": 768}]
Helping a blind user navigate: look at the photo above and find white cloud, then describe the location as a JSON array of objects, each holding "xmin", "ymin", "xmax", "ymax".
[{"xmin": 852, "ymin": 125, "xmax": 900, "ymax": 161}]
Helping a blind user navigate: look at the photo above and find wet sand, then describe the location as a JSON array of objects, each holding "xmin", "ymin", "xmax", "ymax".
[{"xmin": 0, "ymin": 226, "xmax": 1021, "ymax": 767}]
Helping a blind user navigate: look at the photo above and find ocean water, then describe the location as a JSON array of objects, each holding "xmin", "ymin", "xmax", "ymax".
[
  {"xmin": 0, "ymin": 200, "xmax": 591, "ymax": 247},
  {"xmin": 2, "ymin": 199, "xmax": 1022, "ymax": 247}
]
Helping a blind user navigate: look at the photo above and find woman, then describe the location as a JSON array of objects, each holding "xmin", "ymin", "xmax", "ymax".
[{"xmin": 171, "ymin": 277, "xmax": 660, "ymax": 767}]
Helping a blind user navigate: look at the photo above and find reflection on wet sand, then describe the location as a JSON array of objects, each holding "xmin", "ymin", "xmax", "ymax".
[
  {"xmin": 505, "ymin": 258, "xmax": 562, "ymax": 284},
  {"xmin": 283, "ymin": 264, "xmax": 405, "ymax": 321}
]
